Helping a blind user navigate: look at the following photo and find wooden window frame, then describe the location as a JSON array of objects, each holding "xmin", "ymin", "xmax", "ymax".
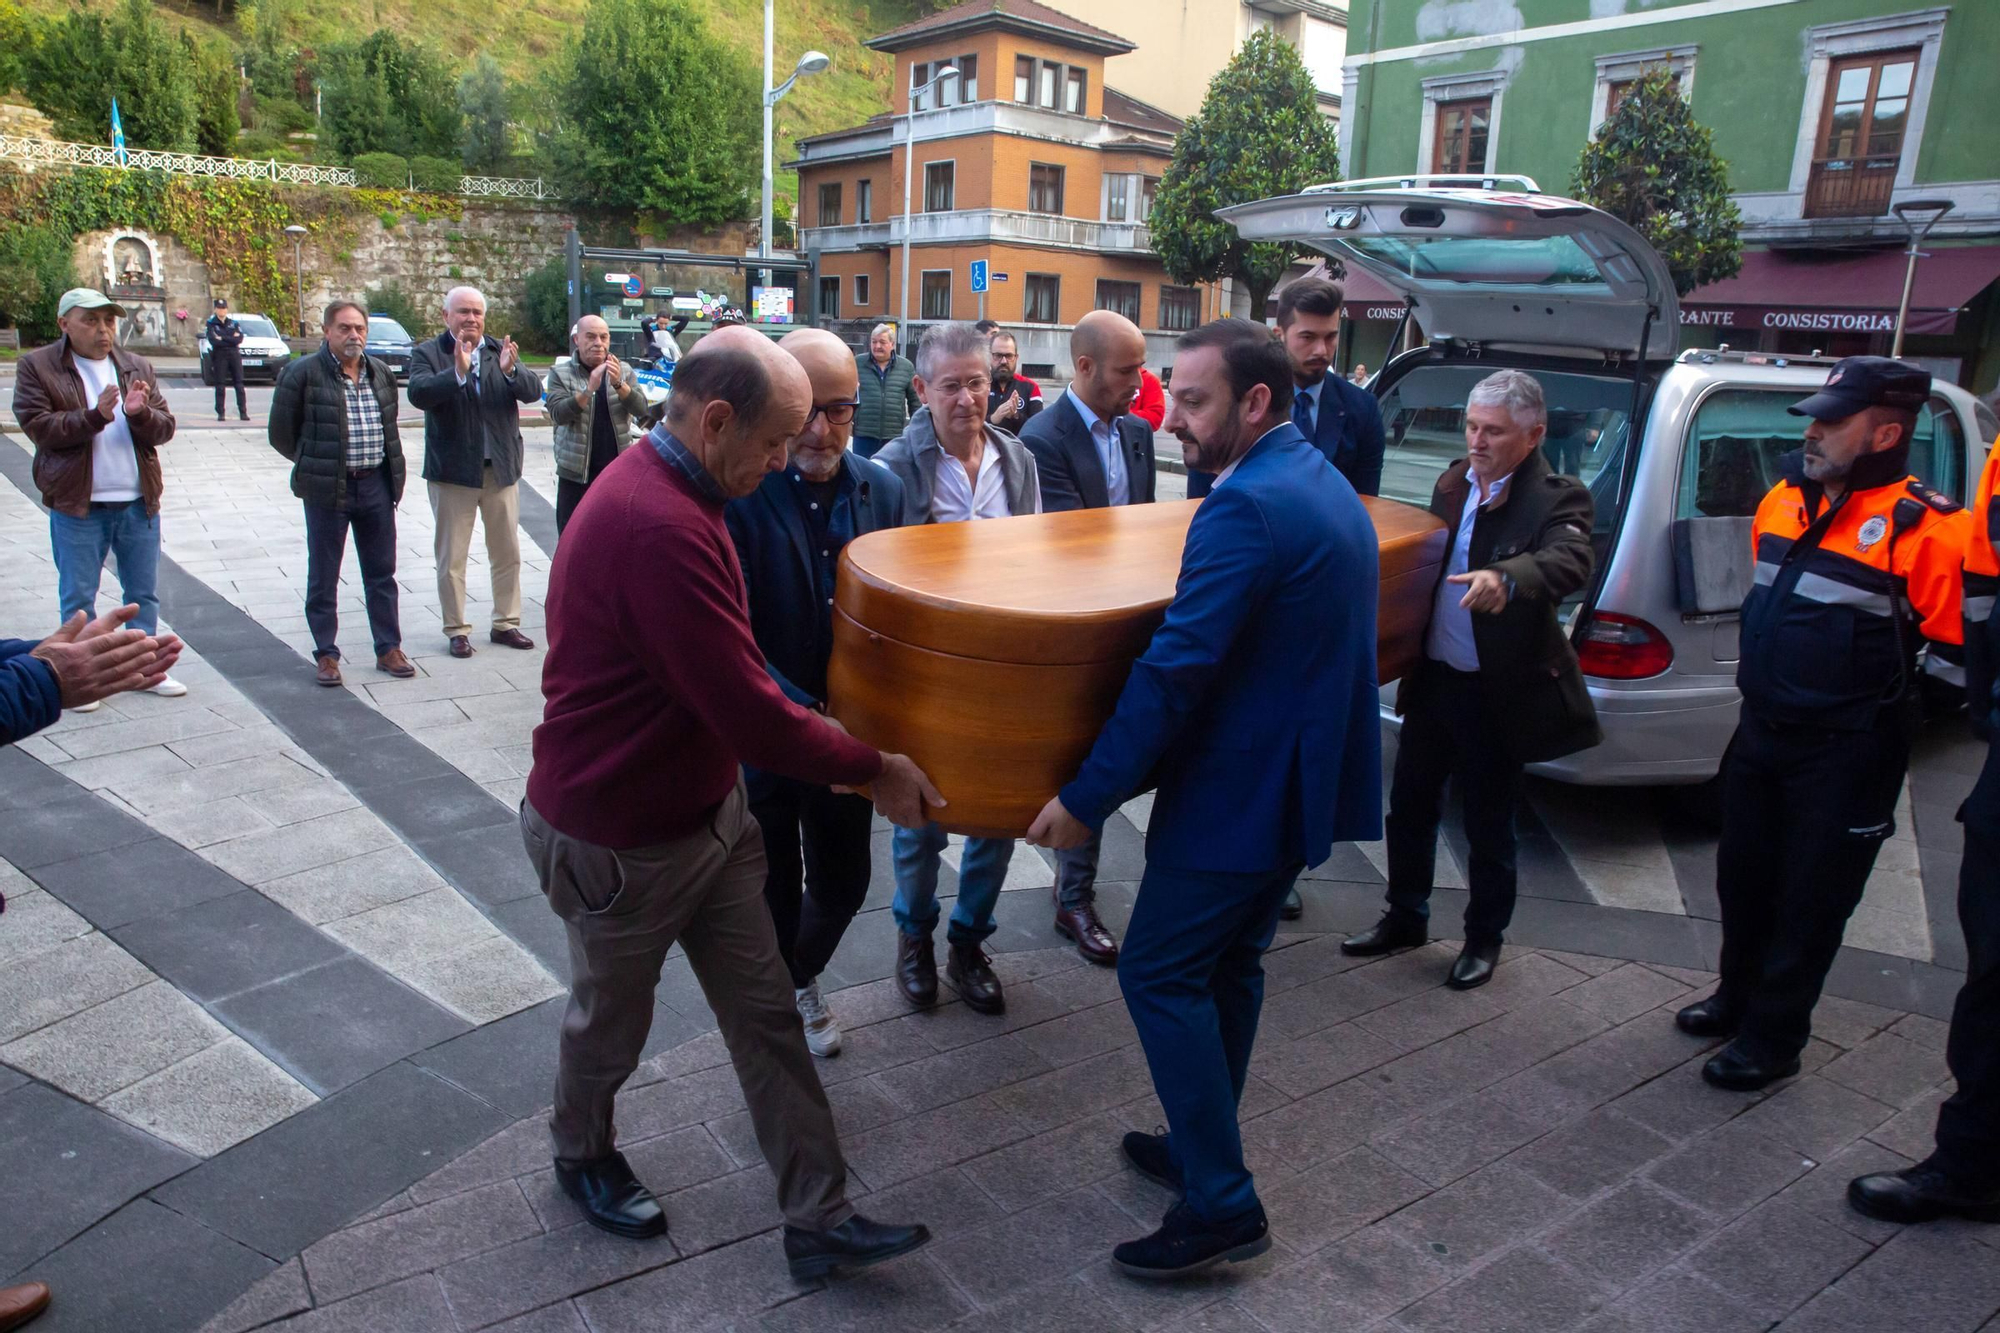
[
  {"xmin": 817, "ymin": 276, "xmax": 840, "ymax": 321},
  {"xmin": 923, "ymin": 160, "xmax": 956, "ymax": 213},
  {"xmin": 1430, "ymin": 96, "xmax": 1492, "ymax": 175},
  {"xmin": 1029, "ymin": 162, "xmax": 1065, "ymax": 216},
  {"xmin": 920, "ymin": 269, "xmax": 953, "ymax": 321},
  {"xmin": 1095, "ymin": 279, "xmax": 1140, "ymax": 323},
  {"xmin": 855, "ymin": 179, "xmax": 872, "ymax": 224},
  {"xmin": 1159, "ymin": 285, "xmax": 1200, "ymax": 333},
  {"xmin": 1805, "ymin": 47, "xmax": 1919, "ymax": 218},
  {"xmin": 1023, "ymin": 273, "xmax": 1061, "ymax": 325},
  {"xmin": 854, "ymin": 274, "xmax": 871, "ymax": 307},
  {"xmin": 816, "ymin": 182, "xmax": 842, "ymax": 228}
]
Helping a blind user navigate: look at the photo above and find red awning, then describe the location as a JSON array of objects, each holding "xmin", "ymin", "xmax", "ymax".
[{"xmin": 1680, "ymin": 244, "xmax": 2000, "ymax": 339}]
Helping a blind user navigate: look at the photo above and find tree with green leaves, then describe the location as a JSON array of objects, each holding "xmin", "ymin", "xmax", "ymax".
[
  {"xmin": 0, "ymin": 0, "xmax": 39, "ymax": 100},
  {"xmin": 1572, "ymin": 67, "xmax": 1742, "ymax": 297},
  {"xmin": 458, "ymin": 54, "xmax": 511, "ymax": 175},
  {"xmin": 317, "ymin": 30, "xmax": 460, "ymax": 163},
  {"xmin": 186, "ymin": 35, "xmax": 242, "ymax": 157},
  {"xmin": 1151, "ymin": 30, "xmax": 1341, "ymax": 322},
  {"xmin": 23, "ymin": 0, "xmax": 198, "ymax": 151},
  {"xmin": 541, "ymin": 0, "xmax": 758, "ymax": 222},
  {"xmin": 0, "ymin": 222, "xmax": 78, "ymax": 343}
]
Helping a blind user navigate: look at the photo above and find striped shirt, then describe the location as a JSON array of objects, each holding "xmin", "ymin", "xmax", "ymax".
[{"xmin": 339, "ymin": 359, "xmax": 387, "ymax": 470}]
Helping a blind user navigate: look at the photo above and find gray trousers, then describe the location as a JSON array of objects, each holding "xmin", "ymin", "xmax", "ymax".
[
  {"xmin": 520, "ymin": 784, "xmax": 852, "ymax": 1232},
  {"xmin": 1055, "ymin": 827, "xmax": 1103, "ymax": 911}
]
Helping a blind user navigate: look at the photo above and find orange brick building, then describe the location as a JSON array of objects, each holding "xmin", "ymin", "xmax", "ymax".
[{"xmin": 791, "ymin": 0, "xmax": 1225, "ymax": 375}]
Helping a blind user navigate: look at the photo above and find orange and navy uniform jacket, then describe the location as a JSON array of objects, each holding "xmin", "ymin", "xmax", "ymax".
[
  {"xmin": 1961, "ymin": 433, "xmax": 2000, "ymax": 736},
  {"xmin": 1740, "ymin": 450, "xmax": 1969, "ymax": 730}
]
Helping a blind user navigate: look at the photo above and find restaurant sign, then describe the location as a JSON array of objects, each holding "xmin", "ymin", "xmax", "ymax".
[{"xmin": 1680, "ymin": 305, "xmax": 1957, "ymax": 336}]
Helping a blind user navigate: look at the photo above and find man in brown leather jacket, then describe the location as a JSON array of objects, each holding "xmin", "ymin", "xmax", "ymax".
[
  {"xmin": 1342, "ymin": 369, "xmax": 1601, "ymax": 989},
  {"xmin": 10, "ymin": 289, "xmax": 184, "ymax": 706}
]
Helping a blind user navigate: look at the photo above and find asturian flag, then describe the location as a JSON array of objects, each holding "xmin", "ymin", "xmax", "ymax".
[{"xmin": 110, "ymin": 97, "xmax": 128, "ymax": 166}]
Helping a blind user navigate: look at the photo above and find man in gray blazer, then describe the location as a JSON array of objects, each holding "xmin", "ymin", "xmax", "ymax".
[{"xmin": 874, "ymin": 322, "xmax": 1040, "ymax": 1017}]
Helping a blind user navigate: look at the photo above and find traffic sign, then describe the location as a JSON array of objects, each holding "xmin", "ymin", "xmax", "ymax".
[
  {"xmin": 622, "ymin": 276, "xmax": 645, "ymax": 298},
  {"xmin": 970, "ymin": 260, "xmax": 989, "ymax": 294},
  {"xmin": 603, "ymin": 272, "xmax": 630, "ymax": 284}
]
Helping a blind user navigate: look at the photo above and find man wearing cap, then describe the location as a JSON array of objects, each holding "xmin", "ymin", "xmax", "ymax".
[
  {"xmin": 205, "ymin": 296, "xmax": 250, "ymax": 423},
  {"xmin": 1677, "ymin": 357, "xmax": 1969, "ymax": 1092},
  {"xmin": 11, "ymin": 289, "xmax": 187, "ymax": 706}
]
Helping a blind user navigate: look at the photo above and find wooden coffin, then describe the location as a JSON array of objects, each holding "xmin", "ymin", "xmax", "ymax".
[{"xmin": 827, "ymin": 496, "xmax": 1448, "ymax": 838}]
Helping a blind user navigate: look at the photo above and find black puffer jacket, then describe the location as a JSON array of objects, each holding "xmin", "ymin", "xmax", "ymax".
[{"xmin": 268, "ymin": 343, "xmax": 406, "ymax": 510}]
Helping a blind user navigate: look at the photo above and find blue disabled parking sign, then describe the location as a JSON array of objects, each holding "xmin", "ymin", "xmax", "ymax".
[{"xmin": 970, "ymin": 260, "xmax": 989, "ymax": 294}]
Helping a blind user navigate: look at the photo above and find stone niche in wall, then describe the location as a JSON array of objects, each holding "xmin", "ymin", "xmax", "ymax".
[{"xmin": 76, "ymin": 228, "xmax": 211, "ymax": 352}]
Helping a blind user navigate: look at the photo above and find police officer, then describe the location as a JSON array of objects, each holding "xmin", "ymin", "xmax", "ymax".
[
  {"xmin": 1676, "ymin": 357, "xmax": 1970, "ymax": 1091},
  {"xmin": 1846, "ymin": 429, "xmax": 2000, "ymax": 1224},
  {"xmin": 205, "ymin": 297, "xmax": 248, "ymax": 422}
]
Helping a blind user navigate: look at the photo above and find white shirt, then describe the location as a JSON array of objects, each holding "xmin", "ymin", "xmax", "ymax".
[
  {"xmin": 1064, "ymin": 387, "xmax": 1129, "ymax": 507},
  {"xmin": 1207, "ymin": 423, "xmax": 1290, "ymax": 493},
  {"xmin": 932, "ymin": 438, "xmax": 1012, "ymax": 522},
  {"xmin": 71, "ymin": 355, "xmax": 140, "ymax": 503},
  {"xmin": 1425, "ymin": 467, "xmax": 1515, "ymax": 672}
]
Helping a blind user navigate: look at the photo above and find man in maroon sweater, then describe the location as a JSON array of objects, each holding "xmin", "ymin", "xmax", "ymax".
[{"xmin": 522, "ymin": 331, "xmax": 942, "ymax": 1279}]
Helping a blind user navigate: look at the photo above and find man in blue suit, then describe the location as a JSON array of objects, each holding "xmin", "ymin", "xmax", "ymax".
[
  {"xmin": 725, "ymin": 330, "xmax": 905, "ymax": 1059},
  {"xmin": 1019, "ymin": 310, "xmax": 1157, "ymax": 966},
  {"xmin": 1028, "ymin": 318, "xmax": 1381, "ymax": 1280}
]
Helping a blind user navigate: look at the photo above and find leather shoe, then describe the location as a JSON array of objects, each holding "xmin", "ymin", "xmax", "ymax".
[
  {"xmin": 1054, "ymin": 900, "xmax": 1118, "ymax": 965},
  {"xmin": 1701, "ymin": 1039, "xmax": 1800, "ymax": 1092},
  {"xmin": 314, "ymin": 654, "xmax": 342, "ymax": 688},
  {"xmin": 897, "ymin": 932, "xmax": 937, "ymax": 1007},
  {"xmin": 449, "ymin": 635, "xmax": 475, "ymax": 658},
  {"xmin": 1848, "ymin": 1160, "xmax": 2000, "ymax": 1224},
  {"xmin": 1675, "ymin": 994, "xmax": 1740, "ymax": 1038},
  {"xmin": 0, "ymin": 1281, "xmax": 51, "ymax": 1332},
  {"xmin": 1122, "ymin": 1130, "xmax": 1183, "ymax": 1191},
  {"xmin": 1446, "ymin": 940, "xmax": 1500, "ymax": 990},
  {"xmin": 376, "ymin": 648, "xmax": 417, "ymax": 678},
  {"xmin": 554, "ymin": 1152, "xmax": 666, "ymax": 1240},
  {"xmin": 1112, "ymin": 1200, "xmax": 1271, "ymax": 1281},
  {"xmin": 1279, "ymin": 886, "xmax": 1303, "ymax": 921},
  {"xmin": 947, "ymin": 942, "xmax": 1005, "ymax": 1014},
  {"xmin": 1341, "ymin": 914, "xmax": 1427, "ymax": 956},
  {"xmin": 783, "ymin": 1212, "xmax": 932, "ymax": 1280},
  {"xmin": 490, "ymin": 628, "xmax": 536, "ymax": 650}
]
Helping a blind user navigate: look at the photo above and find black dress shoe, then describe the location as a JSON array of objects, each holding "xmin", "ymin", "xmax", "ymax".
[
  {"xmin": 947, "ymin": 942, "xmax": 1005, "ymax": 1015},
  {"xmin": 1701, "ymin": 1039, "xmax": 1801, "ymax": 1092},
  {"xmin": 1446, "ymin": 940, "xmax": 1500, "ymax": 990},
  {"xmin": 1341, "ymin": 914, "xmax": 1427, "ymax": 957},
  {"xmin": 1675, "ymin": 994, "xmax": 1740, "ymax": 1038},
  {"xmin": 896, "ymin": 932, "xmax": 937, "ymax": 1007},
  {"xmin": 1848, "ymin": 1160, "xmax": 2000, "ymax": 1224},
  {"xmin": 554, "ymin": 1151, "xmax": 667, "ymax": 1239},
  {"xmin": 1112, "ymin": 1201, "xmax": 1271, "ymax": 1281},
  {"xmin": 783, "ymin": 1212, "xmax": 932, "ymax": 1280},
  {"xmin": 1054, "ymin": 900, "xmax": 1119, "ymax": 965},
  {"xmin": 1121, "ymin": 1130, "xmax": 1183, "ymax": 1191},
  {"xmin": 1278, "ymin": 886, "xmax": 1303, "ymax": 921}
]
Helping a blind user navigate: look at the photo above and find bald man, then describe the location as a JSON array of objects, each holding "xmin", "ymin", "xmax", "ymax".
[
  {"xmin": 1019, "ymin": 309, "xmax": 1158, "ymax": 964},
  {"xmin": 546, "ymin": 314, "xmax": 650, "ymax": 535},
  {"xmin": 524, "ymin": 333, "xmax": 939, "ymax": 1274},
  {"xmin": 725, "ymin": 329, "xmax": 906, "ymax": 1057}
]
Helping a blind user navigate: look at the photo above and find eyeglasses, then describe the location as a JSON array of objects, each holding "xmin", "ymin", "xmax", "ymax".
[
  {"xmin": 805, "ymin": 400, "xmax": 860, "ymax": 426},
  {"xmin": 932, "ymin": 377, "xmax": 991, "ymax": 399}
]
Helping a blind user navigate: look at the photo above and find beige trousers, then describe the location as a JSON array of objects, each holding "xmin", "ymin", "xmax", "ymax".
[{"xmin": 428, "ymin": 469, "xmax": 521, "ymax": 638}]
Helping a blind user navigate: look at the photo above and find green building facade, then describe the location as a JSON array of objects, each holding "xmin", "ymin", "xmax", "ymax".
[{"xmin": 1335, "ymin": 0, "xmax": 2000, "ymax": 393}]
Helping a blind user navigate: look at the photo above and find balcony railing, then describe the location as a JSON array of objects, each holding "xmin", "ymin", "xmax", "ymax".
[
  {"xmin": 802, "ymin": 209, "xmax": 1153, "ymax": 254},
  {"xmin": 1804, "ymin": 154, "xmax": 1899, "ymax": 219},
  {"xmin": 0, "ymin": 133, "xmax": 549, "ymax": 200}
]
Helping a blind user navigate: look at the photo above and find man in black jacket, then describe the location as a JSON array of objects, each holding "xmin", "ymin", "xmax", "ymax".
[
  {"xmin": 205, "ymin": 297, "xmax": 249, "ymax": 423},
  {"xmin": 1343, "ymin": 369, "xmax": 1600, "ymax": 989},
  {"xmin": 270, "ymin": 301, "xmax": 414, "ymax": 687},
  {"xmin": 407, "ymin": 286, "xmax": 544, "ymax": 658}
]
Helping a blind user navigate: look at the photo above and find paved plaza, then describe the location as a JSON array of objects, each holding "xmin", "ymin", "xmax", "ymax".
[{"xmin": 0, "ymin": 408, "xmax": 1994, "ymax": 1331}]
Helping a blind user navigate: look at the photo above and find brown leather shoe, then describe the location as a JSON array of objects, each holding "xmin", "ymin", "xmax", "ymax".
[
  {"xmin": 897, "ymin": 932, "xmax": 937, "ymax": 1007},
  {"xmin": 449, "ymin": 635, "xmax": 475, "ymax": 658},
  {"xmin": 490, "ymin": 628, "xmax": 536, "ymax": 650},
  {"xmin": 314, "ymin": 654, "xmax": 342, "ymax": 687},
  {"xmin": 1054, "ymin": 900, "xmax": 1119, "ymax": 966},
  {"xmin": 0, "ymin": 1281, "xmax": 51, "ymax": 1332},
  {"xmin": 376, "ymin": 648, "xmax": 417, "ymax": 679}
]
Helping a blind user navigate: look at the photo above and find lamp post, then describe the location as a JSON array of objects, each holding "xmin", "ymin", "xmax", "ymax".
[
  {"xmin": 1890, "ymin": 199, "xmax": 1953, "ymax": 359},
  {"xmin": 899, "ymin": 64, "xmax": 960, "ymax": 335},
  {"xmin": 760, "ymin": 0, "xmax": 830, "ymax": 303},
  {"xmin": 283, "ymin": 224, "xmax": 308, "ymax": 337}
]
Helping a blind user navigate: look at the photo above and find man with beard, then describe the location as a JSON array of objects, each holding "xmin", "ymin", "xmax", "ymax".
[
  {"xmin": 986, "ymin": 331, "xmax": 1043, "ymax": 432},
  {"xmin": 1028, "ymin": 318, "xmax": 1380, "ymax": 1279},
  {"xmin": 546, "ymin": 315, "xmax": 650, "ymax": 536},
  {"xmin": 726, "ymin": 329, "xmax": 905, "ymax": 1057}
]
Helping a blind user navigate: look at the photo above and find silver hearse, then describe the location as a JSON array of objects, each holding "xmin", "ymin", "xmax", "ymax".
[{"xmin": 1222, "ymin": 179, "xmax": 1999, "ymax": 787}]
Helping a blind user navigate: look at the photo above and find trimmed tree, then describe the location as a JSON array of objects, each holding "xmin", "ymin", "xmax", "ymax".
[
  {"xmin": 187, "ymin": 35, "xmax": 242, "ymax": 157},
  {"xmin": 1572, "ymin": 66, "xmax": 1742, "ymax": 297},
  {"xmin": 317, "ymin": 30, "xmax": 460, "ymax": 163},
  {"xmin": 23, "ymin": 0, "xmax": 197, "ymax": 150},
  {"xmin": 1150, "ymin": 29, "xmax": 1341, "ymax": 322},
  {"xmin": 458, "ymin": 53, "xmax": 511, "ymax": 175}
]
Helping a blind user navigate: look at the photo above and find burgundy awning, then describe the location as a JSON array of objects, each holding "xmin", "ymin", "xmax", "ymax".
[{"xmin": 1680, "ymin": 244, "xmax": 2000, "ymax": 339}]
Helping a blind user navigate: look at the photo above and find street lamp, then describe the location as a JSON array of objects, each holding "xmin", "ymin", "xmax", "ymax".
[
  {"xmin": 1890, "ymin": 198, "xmax": 1953, "ymax": 359},
  {"xmin": 283, "ymin": 224, "xmax": 308, "ymax": 337},
  {"xmin": 760, "ymin": 0, "xmax": 830, "ymax": 306},
  {"xmin": 899, "ymin": 64, "xmax": 961, "ymax": 335}
]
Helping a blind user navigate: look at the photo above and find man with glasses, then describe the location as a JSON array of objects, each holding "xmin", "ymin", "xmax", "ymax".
[
  {"xmin": 986, "ymin": 331, "xmax": 1043, "ymax": 433},
  {"xmin": 875, "ymin": 322, "xmax": 1043, "ymax": 1016},
  {"xmin": 726, "ymin": 330, "xmax": 905, "ymax": 1057}
]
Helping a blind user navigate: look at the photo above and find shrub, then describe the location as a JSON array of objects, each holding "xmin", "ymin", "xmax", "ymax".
[
  {"xmin": 0, "ymin": 222, "xmax": 81, "ymax": 344},
  {"xmin": 350, "ymin": 151, "xmax": 408, "ymax": 189},
  {"xmin": 522, "ymin": 255, "xmax": 569, "ymax": 353},
  {"xmin": 409, "ymin": 155, "xmax": 461, "ymax": 194}
]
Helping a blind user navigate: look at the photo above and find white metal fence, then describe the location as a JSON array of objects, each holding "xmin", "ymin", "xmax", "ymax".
[{"xmin": 0, "ymin": 133, "xmax": 549, "ymax": 200}]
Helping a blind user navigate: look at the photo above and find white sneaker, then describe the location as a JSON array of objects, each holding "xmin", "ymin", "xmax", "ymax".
[
  {"xmin": 148, "ymin": 676, "xmax": 188, "ymax": 698},
  {"xmin": 70, "ymin": 699, "xmax": 101, "ymax": 713},
  {"xmin": 795, "ymin": 982, "xmax": 842, "ymax": 1058}
]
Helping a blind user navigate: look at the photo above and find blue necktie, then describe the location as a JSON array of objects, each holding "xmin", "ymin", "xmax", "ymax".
[{"xmin": 1292, "ymin": 388, "xmax": 1314, "ymax": 438}]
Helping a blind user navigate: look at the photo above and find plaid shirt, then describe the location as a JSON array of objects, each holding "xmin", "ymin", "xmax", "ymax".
[
  {"xmin": 337, "ymin": 353, "xmax": 387, "ymax": 470},
  {"xmin": 647, "ymin": 425, "xmax": 726, "ymax": 505}
]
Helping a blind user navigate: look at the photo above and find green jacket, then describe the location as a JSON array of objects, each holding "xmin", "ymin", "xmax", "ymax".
[
  {"xmin": 545, "ymin": 357, "xmax": 650, "ymax": 483},
  {"xmin": 854, "ymin": 352, "xmax": 919, "ymax": 441}
]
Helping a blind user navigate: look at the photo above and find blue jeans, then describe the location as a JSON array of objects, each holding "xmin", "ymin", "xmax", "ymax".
[
  {"xmin": 51, "ymin": 500, "xmax": 161, "ymax": 635},
  {"xmin": 891, "ymin": 822, "xmax": 1013, "ymax": 945}
]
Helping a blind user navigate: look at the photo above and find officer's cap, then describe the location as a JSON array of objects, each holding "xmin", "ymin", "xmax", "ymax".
[{"xmin": 1789, "ymin": 356, "xmax": 1931, "ymax": 421}]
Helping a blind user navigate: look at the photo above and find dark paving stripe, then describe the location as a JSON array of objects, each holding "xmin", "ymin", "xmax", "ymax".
[{"xmin": 516, "ymin": 476, "xmax": 561, "ymax": 560}]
